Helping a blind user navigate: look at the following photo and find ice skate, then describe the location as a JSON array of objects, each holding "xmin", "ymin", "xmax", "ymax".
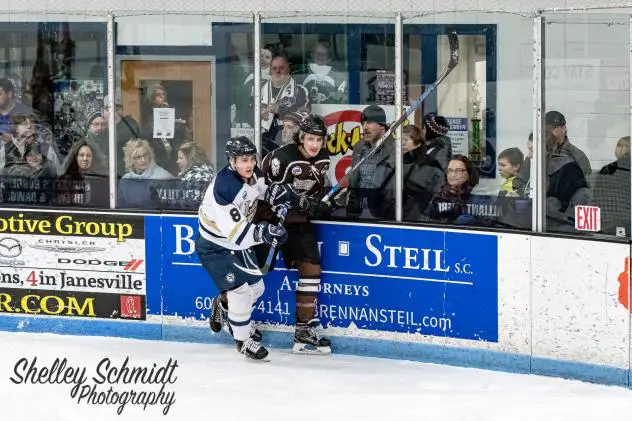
[
  {"xmin": 250, "ymin": 325, "xmax": 263, "ymax": 342},
  {"xmin": 209, "ymin": 296, "xmax": 226, "ymax": 333},
  {"xmin": 236, "ymin": 337, "xmax": 270, "ymax": 361},
  {"xmin": 223, "ymin": 321, "xmax": 264, "ymax": 342},
  {"xmin": 210, "ymin": 297, "xmax": 262, "ymax": 341},
  {"xmin": 292, "ymin": 319, "xmax": 332, "ymax": 355}
]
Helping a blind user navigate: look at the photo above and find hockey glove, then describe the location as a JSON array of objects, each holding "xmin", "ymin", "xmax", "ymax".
[
  {"xmin": 265, "ymin": 183, "xmax": 307, "ymax": 209},
  {"xmin": 305, "ymin": 197, "xmax": 334, "ymax": 219},
  {"xmin": 254, "ymin": 221, "xmax": 288, "ymax": 246}
]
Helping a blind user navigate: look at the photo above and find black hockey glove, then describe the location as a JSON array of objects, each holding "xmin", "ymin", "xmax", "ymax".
[
  {"xmin": 254, "ymin": 221, "xmax": 288, "ymax": 246},
  {"xmin": 304, "ymin": 197, "xmax": 334, "ymax": 219},
  {"xmin": 265, "ymin": 183, "xmax": 306, "ymax": 209}
]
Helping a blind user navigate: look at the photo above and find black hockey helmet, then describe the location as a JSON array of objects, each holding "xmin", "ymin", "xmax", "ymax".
[
  {"xmin": 298, "ymin": 113, "xmax": 327, "ymax": 141},
  {"xmin": 225, "ymin": 136, "xmax": 257, "ymax": 160}
]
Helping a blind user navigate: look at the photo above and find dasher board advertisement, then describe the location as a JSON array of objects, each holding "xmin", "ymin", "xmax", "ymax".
[
  {"xmin": 0, "ymin": 210, "xmax": 147, "ymax": 320},
  {"xmin": 154, "ymin": 216, "xmax": 499, "ymax": 341}
]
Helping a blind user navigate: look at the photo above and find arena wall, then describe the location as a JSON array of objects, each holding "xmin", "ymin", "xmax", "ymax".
[{"xmin": 0, "ymin": 208, "xmax": 628, "ymax": 388}]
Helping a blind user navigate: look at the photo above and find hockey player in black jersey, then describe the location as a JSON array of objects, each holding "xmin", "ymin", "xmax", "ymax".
[
  {"xmin": 197, "ymin": 137, "xmax": 302, "ymax": 360},
  {"xmin": 257, "ymin": 114, "xmax": 334, "ymax": 354}
]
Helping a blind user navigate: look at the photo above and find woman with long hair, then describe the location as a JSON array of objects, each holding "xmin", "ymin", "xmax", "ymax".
[{"xmin": 55, "ymin": 139, "xmax": 108, "ymax": 207}]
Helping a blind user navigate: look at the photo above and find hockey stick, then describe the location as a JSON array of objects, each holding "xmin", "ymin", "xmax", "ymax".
[
  {"xmin": 321, "ymin": 30, "xmax": 460, "ymax": 205},
  {"xmin": 260, "ymin": 204, "xmax": 288, "ymax": 276}
]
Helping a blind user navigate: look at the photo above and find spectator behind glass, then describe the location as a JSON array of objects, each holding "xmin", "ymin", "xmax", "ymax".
[
  {"xmin": 177, "ymin": 142, "xmax": 215, "ymax": 182},
  {"xmin": 117, "ymin": 139, "xmax": 173, "ymax": 209},
  {"xmin": 300, "ymin": 42, "xmax": 347, "ymax": 105},
  {"xmin": 592, "ymin": 136, "xmax": 630, "ymax": 236},
  {"xmin": 260, "ymin": 54, "xmax": 310, "ymax": 149},
  {"xmin": 496, "ymin": 147, "xmax": 532, "ymax": 230},
  {"xmin": 498, "ymin": 147, "xmax": 527, "ymax": 197},
  {"xmin": 0, "ymin": 114, "xmax": 38, "ymax": 169},
  {"xmin": 86, "ymin": 111, "xmax": 107, "ymax": 137},
  {"xmin": 244, "ymin": 46, "xmax": 273, "ymax": 86},
  {"xmin": 429, "ymin": 155, "xmax": 480, "ymax": 224},
  {"xmin": 84, "ymin": 111, "xmax": 108, "ymax": 160},
  {"xmin": 271, "ymin": 111, "xmax": 307, "ymax": 156},
  {"xmin": 101, "ymin": 92, "xmax": 140, "ymax": 176},
  {"xmin": 545, "ymin": 110, "xmax": 592, "ymax": 176},
  {"xmin": 55, "ymin": 140, "xmax": 108, "ymax": 207},
  {"xmin": 346, "ymin": 105, "xmax": 394, "ymax": 220},
  {"xmin": 25, "ymin": 143, "xmax": 55, "ymax": 205},
  {"xmin": 139, "ymin": 83, "xmax": 186, "ymax": 176},
  {"xmin": 545, "ymin": 130, "xmax": 591, "ymax": 232},
  {"xmin": 422, "ymin": 113, "xmax": 452, "ymax": 172},
  {"xmin": 176, "ymin": 142, "xmax": 216, "ymax": 209},
  {"xmin": 235, "ymin": 45, "xmax": 275, "ymax": 128},
  {"xmin": 0, "ymin": 77, "xmax": 33, "ymax": 135},
  {"xmin": 1, "ymin": 141, "xmax": 56, "ymax": 205},
  {"xmin": 399, "ymin": 125, "xmax": 444, "ymax": 221},
  {"xmin": 25, "ymin": 141, "xmax": 57, "ymax": 179}
]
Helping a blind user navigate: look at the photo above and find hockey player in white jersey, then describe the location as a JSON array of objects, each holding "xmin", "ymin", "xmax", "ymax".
[{"xmin": 196, "ymin": 136, "xmax": 301, "ymax": 360}]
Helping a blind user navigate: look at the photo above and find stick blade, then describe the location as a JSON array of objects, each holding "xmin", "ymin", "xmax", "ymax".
[{"xmin": 446, "ymin": 30, "xmax": 460, "ymax": 68}]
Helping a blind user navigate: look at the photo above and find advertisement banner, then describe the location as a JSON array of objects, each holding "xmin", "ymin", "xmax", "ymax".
[
  {"xmin": 0, "ymin": 210, "xmax": 147, "ymax": 320},
  {"xmin": 0, "ymin": 287, "xmax": 145, "ymax": 320},
  {"xmin": 146, "ymin": 215, "xmax": 215, "ymax": 320},
  {"xmin": 155, "ymin": 216, "xmax": 499, "ymax": 341}
]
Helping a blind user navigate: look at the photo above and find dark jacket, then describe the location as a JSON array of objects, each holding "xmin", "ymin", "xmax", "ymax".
[
  {"xmin": 378, "ymin": 146, "xmax": 444, "ymax": 221},
  {"xmin": 1, "ymin": 158, "xmax": 56, "ymax": 205},
  {"xmin": 346, "ymin": 136, "xmax": 395, "ymax": 219},
  {"xmin": 591, "ymin": 156, "xmax": 630, "ymax": 236},
  {"xmin": 556, "ymin": 137, "xmax": 592, "ymax": 176},
  {"xmin": 546, "ymin": 153, "xmax": 591, "ymax": 230},
  {"xmin": 425, "ymin": 134, "xmax": 452, "ymax": 172}
]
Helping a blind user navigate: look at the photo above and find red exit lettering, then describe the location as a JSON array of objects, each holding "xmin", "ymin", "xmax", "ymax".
[{"xmin": 575, "ymin": 206, "xmax": 601, "ymax": 232}]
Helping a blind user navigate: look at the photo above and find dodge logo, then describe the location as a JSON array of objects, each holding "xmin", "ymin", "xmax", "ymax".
[{"xmin": 0, "ymin": 238, "xmax": 22, "ymax": 258}]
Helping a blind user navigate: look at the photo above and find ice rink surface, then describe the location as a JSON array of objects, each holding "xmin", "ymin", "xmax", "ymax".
[{"xmin": 1, "ymin": 331, "xmax": 630, "ymax": 421}]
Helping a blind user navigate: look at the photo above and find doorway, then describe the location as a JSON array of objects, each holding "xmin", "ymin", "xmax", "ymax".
[{"xmin": 118, "ymin": 59, "xmax": 214, "ymax": 160}]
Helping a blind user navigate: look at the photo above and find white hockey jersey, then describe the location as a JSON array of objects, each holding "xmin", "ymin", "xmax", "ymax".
[{"xmin": 198, "ymin": 166, "xmax": 267, "ymax": 250}]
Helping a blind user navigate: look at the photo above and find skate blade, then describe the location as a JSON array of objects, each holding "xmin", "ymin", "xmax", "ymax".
[
  {"xmin": 243, "ymin": 354, "xmax": 271, "ymax": 362},
  {"xmin": 292, "ymin": 342, "xmax": 332, "ymax": 355}
]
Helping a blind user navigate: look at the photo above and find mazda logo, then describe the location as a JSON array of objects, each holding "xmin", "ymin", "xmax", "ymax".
[{"xmin": 0, "ymin": 238, "xmax": 22, "ymax": 258}]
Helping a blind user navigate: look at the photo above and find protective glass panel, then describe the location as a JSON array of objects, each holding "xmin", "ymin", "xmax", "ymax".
[
  {"xmin": 260, "ymin": 13, "xmax": 397, "ymax": 221},
  {"xmin": 543, "ymin": 13, "xmax": 630, "ymax": 238},
  {"xmin": 114, "ymin": 12, "xmax": 253, "ymax": 211},
  {"xmin": 402, "ymin": 12, "xmax": 533, "ymax": 230},
  {"xmin": 0, "ymin": 15, "xmax": 108, "ymax": 208}
]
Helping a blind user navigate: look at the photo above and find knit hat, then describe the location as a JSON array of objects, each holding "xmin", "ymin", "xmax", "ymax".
[
  {"xmin": 361, "ymin": 105, "xmax": 388, "ymax": 129},
  {"xmin": 545, "ymin": 110, "xmax": 566, "ymax": 127},
  {"xmin": 423, "ymin": 113, "xmax": 449, "ymax": 138},
  {"xmin": 86, "ymin": 111, "xmax": 102, "ymax": 128}
]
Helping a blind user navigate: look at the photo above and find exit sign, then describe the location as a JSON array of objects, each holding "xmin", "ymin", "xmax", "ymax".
[{"xmin": 575, "ymin": 205, "xmax": 601, "ymax": 232}]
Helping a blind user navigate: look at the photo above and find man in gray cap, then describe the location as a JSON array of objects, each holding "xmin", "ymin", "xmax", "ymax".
[
  {"xmin": 346, "ymin": 104, "xmax": 395, "ymax": 219},
  {"xmin": 545, "ymin": 110, "xmax": 591, "ymax": 176},
  {"xmin": 102, "ymin": 91, "xmax": 140, "ymax": 175}
]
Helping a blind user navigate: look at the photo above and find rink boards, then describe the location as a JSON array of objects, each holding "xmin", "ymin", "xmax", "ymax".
[{"xmin": 0, "ymin": 208, "xmax": 629, "ymax": 388}]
